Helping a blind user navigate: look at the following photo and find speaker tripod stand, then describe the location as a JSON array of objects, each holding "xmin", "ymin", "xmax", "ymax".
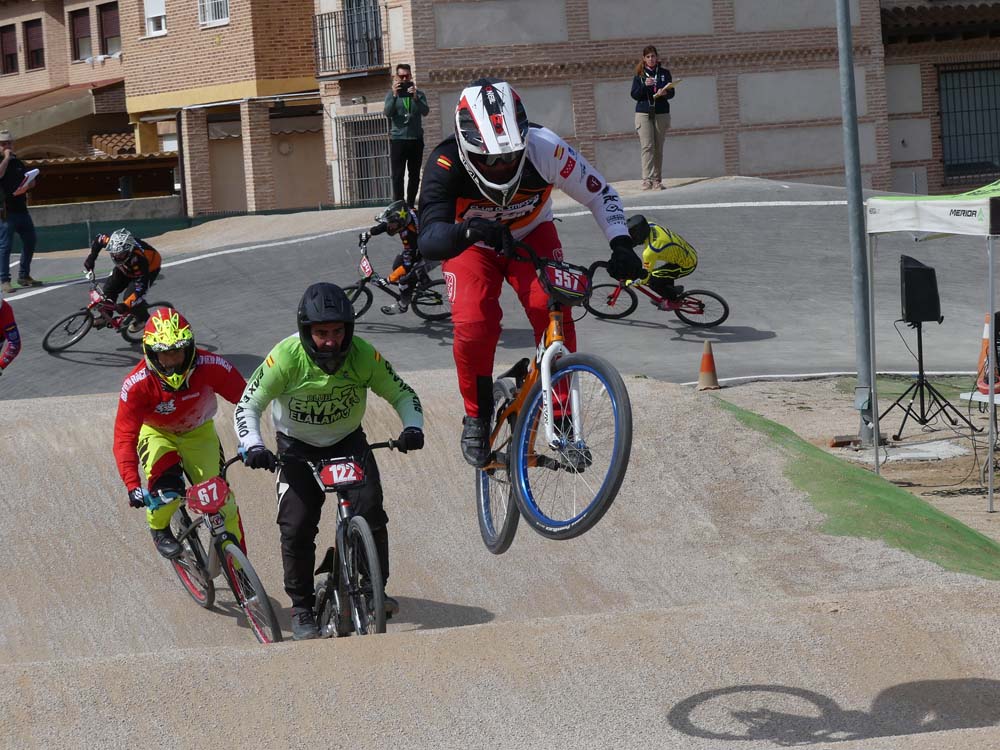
[{"xmin": 880, "ymin": 321, "xmax": 979, "ymax": 440}]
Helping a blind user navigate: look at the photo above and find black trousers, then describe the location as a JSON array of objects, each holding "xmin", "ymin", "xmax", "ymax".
[
  {"xmin": 103, "ymin": 267, "xmax": 159, "ymax": 320},
  {"xmin": 390, "ymin": 138, "xmax": 424, "ymax": 207},
  {"xmin": 275, "ymin": 428, "xmax": 389, "ymax": 609}
]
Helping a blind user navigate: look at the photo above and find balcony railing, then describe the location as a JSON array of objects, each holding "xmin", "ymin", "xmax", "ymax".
[{"xmin": 314, "ymin": 6, "xmax": 387, "ymax": 77}]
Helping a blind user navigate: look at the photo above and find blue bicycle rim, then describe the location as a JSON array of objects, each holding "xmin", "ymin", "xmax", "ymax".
[{"xmin": 513, "ymin": 362, "xmax": 622, "ymax": 528}]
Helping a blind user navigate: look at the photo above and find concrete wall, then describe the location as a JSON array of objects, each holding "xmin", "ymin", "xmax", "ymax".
[
  {"xmin": 30, "ymin": 196, "xmax": 181, "ymax": 227},
  {"xmin": 733, "ymin": 0, "xmax": 859, "ymax": 31},
  {"xmin": 888, "ymin": 118, "xmax": 933, "ymax": 163},
  {"xmin": 434, "ymin": 0, "xmax": 567, "ymax": 47},
  {"xmin": 739, "ymin": 123, "xmax": 877, "ymax": 173},
  {"xmin": 885, "ymin": 64, "xmax": 923, "ymax": 115},
  {"xmin": 739, "ymin": 67, "xmax": 867, "ymax": 123},
  {"xmin": 588, "ymin": 0, "xmax": 713, "ymax": 39},
  {"xmin": 595, "ymin": 133, "xmax": 726, "ymax": 181}
]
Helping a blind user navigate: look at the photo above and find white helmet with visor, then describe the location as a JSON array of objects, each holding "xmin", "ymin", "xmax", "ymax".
[{"xmin": 454, "ymin": 79, "xmax": 530, "ymax": 207}]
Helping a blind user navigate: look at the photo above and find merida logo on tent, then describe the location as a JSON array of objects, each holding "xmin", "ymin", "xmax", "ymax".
[{"xmin": 949, "ymin": 209, "xmax": 980, "ymax": 218}]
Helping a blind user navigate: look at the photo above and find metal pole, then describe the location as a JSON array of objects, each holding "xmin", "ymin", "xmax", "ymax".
[
  {"xmin": 836, "ymin": 0, "xmax": 874, "ymax": 445},
  {"xmin": 868, "ymin": 234, "xmax": 881, "ymax": 474},
  {"xmin": 990, "ymin": 237, "xmax": 996, "ymax": 512}
]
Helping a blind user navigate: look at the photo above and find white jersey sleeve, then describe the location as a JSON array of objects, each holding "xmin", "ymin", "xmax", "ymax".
[{"xmin": 526, "ymin": 126, "xmax": 629, "ymax": 243}]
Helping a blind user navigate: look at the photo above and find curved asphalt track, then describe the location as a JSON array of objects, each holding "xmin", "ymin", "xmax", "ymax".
[{"xmin": 1, "ymin": 176, "xmax": 991, "ymax": 401}]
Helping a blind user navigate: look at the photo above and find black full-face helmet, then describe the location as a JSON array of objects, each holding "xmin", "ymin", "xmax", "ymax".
[{"xmin": 297, "ymin": 282, "xmax": 355, "ymax": 374}]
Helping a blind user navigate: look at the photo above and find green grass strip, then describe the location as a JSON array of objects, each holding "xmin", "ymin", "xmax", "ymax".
[{"xmin": 716, "ymin": 398, "xmax": 1000, "ymax": 580}]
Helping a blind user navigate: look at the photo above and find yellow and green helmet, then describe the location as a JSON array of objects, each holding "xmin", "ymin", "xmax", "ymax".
[{"xmin": 142, "ymin": 307, "xmax": 196, "ymax": 391}]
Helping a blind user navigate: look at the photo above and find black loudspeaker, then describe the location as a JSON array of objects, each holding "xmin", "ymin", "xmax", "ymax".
[{"xmin": 900, "ymin": 255, "xmax": 941, "ymax": 324}]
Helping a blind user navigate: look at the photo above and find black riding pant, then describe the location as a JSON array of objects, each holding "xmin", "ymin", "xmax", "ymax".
[
  {"xmin": 275, "ymin": 428, "xmax": 389, "ymax": 610},
  {"xmin": 102, "ymin": 267, "xmax": 159, "ymax": 321},
  {"xmin": 390, "ymin": 138, "xmax": 424, "ymax": 208}
]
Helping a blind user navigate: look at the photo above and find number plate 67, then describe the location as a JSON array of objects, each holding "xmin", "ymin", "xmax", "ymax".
[{"xmin": 186, "ymin": 476, "xmax": 230, "ymax": 514}]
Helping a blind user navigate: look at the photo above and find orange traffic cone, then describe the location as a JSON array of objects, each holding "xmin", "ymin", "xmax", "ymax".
[{"xmin": 697, "ymin": 341, "xmax": 721, "ymax": 391}]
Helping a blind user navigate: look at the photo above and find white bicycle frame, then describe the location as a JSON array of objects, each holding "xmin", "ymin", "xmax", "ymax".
[
  {"xmin": 151, "ymin": 490, "xmax": 227, "ymax": 580},
  {"xmin": 536, "ymin": 330, "xmax": 585, "ymax": 451}
]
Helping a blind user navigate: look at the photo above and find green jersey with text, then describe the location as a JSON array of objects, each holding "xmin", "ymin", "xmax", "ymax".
[{"xmin": 235, "ymin": 334, "xmax": 422, "ymax": 449}]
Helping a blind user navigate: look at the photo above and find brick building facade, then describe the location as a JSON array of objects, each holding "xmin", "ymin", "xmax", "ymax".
[
  {"xmin": 0, "ymin": 0, "xmax": 129, "ymax": 160},
  {"xmin": 317, "ymin": 0, "xmax": 1000, "ymax": 200}
]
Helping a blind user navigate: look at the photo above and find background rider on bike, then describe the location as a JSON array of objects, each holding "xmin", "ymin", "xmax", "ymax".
[
  {"xmin": 362, "ymin": 200, "xmax": 425, "ymax": 316},
  {"xmin": 83, "ymin": 228, "xmax": 162, "ymax": 333},
  {"xmin": 234, "ymin": 282, "xmax": 425, "ymax": 640},
  {"xmin": 0, "ymin": 288, "xmax": 21, "ymax": 375},
  {"xmin": 417, "ymin": 78, "xmax": 643, "ymax": 467},
  {"xmin": 627, "ymin": 214, "xmax": 699, "ymax": 305},
  {"xmin": 114, "ymin": 307, "xmax": 249, "ymax": 559}
]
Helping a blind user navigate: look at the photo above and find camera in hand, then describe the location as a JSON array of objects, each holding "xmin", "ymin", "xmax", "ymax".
[{"xmin": 399, "ymin": 80, "xmax": 413, "ymax": 97}]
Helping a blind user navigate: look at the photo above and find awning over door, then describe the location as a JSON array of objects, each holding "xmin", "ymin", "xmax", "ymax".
[{"xmin": 0, "ymin": 79, "xmax": 124, "ymax": 139}]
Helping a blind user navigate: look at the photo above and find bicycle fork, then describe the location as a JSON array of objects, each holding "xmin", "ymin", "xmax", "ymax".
[{"xmin": 538, "ymin": 311, "xmax": 585, "ymax": 451}]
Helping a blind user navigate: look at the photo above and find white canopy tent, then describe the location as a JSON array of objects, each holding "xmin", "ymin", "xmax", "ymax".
[{"xmin": 865, "ymin": 180, "xmax": 1000, "ymax": 509}]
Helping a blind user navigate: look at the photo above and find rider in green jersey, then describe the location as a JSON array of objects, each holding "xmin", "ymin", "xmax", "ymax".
[{"xmin": 235, "ymin": 282, "xmax": 424, "ymax": 640}]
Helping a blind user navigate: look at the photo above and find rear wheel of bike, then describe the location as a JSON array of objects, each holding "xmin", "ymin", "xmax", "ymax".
[
  {"xmin": 343, "ymin": 284, "xmax": 373, "ymax": 320},
  {"xmin": 476, "ymin": 378, "xmax": 520, "ymax": 554},
  {"xmin": 222, "ymin": 544, "xmax": 283, "ymax": 644},
  {"xmin": 120, "ymin": 301, "xmax": 174, "ymax": 344},
  {"xmin": 584, "ymin": 284, "xmax": 638, "ymax": 320},
  {"xmin": 315, "ymin": 573, "xmax": 351, "ymax": 638},
  {"xmin": 345, "ymin": 516, "xmax": 385, "ymax": 635},
  {"xmin": 411, "ymin": 280, "xmax": 451, "ymax": 322},
  {"xmin": 510, "ymin": 353, "xmax": 633, "ymax": 540},
  {"xmin": 42, "ymin": 310, "xmax": 93, "ymax": 352},
  {"xmin": 674, "ymin": 290, "xmax": 729, "ymax": 328},
  {"xmin": 169, "ymin": 510, "xmax": 215, "ymax": 608}
]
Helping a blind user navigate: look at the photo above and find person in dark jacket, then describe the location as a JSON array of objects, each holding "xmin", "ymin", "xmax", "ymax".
[
  {"xmin": 384, "ymin": 63, "xmax": 430, "ymax": 208},
  {"xmin": 630, "ymin": 46, "xmax": 676, "ymax": 191},
  {"xmin": 0, "ymin": 130, "xmax": 41, "ymax": 293}
]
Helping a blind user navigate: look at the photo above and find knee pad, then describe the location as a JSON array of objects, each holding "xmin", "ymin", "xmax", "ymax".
[{"xmin": 150, "ymin": 464, "xmax": 185, "ymax": 496}]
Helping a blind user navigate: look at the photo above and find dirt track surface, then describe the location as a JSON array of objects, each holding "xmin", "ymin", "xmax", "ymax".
[{"xmin": 5, "ymin": 371, "xmax": 1000, "ymax": 748}]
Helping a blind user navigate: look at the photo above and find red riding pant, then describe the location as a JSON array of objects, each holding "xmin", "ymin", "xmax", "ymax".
[{"xmin": 442, "ymin": 221, "xmax": 577, "ymax": 417}]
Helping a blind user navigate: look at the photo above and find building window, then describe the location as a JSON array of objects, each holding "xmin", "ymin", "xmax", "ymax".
[
  {"xmin": 0, "ymin": 25, "xmax": 16, "ymax": 74},
  {"xmin": 70, "ymin": 9, "xmax": 92, "ymax": 61},
  {"xmin": 939, "ymin": 63, "xmax": 1000, "ymax": 185},
  {"xmin": 98, "ymin": 3, "xmax": 120, "ymax": 55},
  {"xmin": 144, "ymin": 0, "xmax": 166, "ymax": 36},
  {"xmin": 198, "ymin": 0, "xmax": 229, "ymax": 26},
  {"xmin": 24, "ymin": 19, "xmax": 44, "ymax": 70}
]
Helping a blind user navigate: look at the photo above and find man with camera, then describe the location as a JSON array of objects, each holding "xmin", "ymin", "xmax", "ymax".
[{"xmin": 384, "ymin": 64, "xmax": 430, "ymax": 209}]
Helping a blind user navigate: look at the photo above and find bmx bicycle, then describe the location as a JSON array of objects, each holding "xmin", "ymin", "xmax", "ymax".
[
  {"xmin": 146, "ymin": 455, "xmax": 282, "ymax": 644},
  {"xmin": 42, "ymin": 279, "xmax": 172, "ymax": 352},
  {"xmin": 476, "ymin": 241, "xmax": 633, "ymax": 554},
  {"xmin": 343, "ymin": 233, "xmax": 451, "ymax": 322},
  {"xmin": 277, "ymin": 441, "xmax": 400, "ymax": 638},
  {"xmin": 584, "ymin": 263, "xmax": 729, "ymax": 328}
]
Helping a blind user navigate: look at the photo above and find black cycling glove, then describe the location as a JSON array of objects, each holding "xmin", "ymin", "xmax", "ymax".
[
  {"xmin": 128, "ymin": 487, "xmax": 146, "ymax": 509},
  {"xmin": 244, "ymin": 445, "xmax": 277, "ymax": 472},
  {"xmin": 464, "ymin": 218, "xmax": 514, "ymax": 257},
  {"xmin": 607, "ymin": 235, "xmax": 643, "ymax": 281},
  {"xmin": 395, "ymin": 426, "xmax": 425, "ymax": 453}
]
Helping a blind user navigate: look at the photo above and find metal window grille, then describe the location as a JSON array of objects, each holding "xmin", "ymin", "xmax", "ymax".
[
  {"xmin": 315, "ymin": 3, "xmax": 385, "ymax": 76},
  {"xmin": 333, "ymin": 113, "xmax": 392, "ymax": 206},
  {"xmin": 939, "ymin": 62, "xmax": 1000, "ymax": 185},
  {"xmin": 198, "ymin": 0, "xmax": 229, "ymax": 25}
]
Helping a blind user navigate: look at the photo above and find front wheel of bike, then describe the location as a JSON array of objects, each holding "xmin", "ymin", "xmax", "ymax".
[
  {"xmin": 120, "ymin": 301, "xmax": 174, "ymax": 344},
  {"xmin": 411, "ymin": 280, "xmax": 451, "ymax": 322},
  {"xmin": 42, "ymin": 310, "xmax": 93, "ymax": 352},
  {"xmin": 345, "ymin": 516, "xmax": 386, "ymax": 635},
  {"xmin": 476, "ymin": 378, "xmax": 521, "ymax": 555},
  {"xmin": 222, "ymin": 544, "xmax": 283, "ymax": 644},
  {"xmin": 169, "ymin": 510, "xmax": 215, "ymax": 608},
  {"xmin": 674, "ymin": 290, "xmax": 729, "ymax": 328},
  {"xmin": 343, "ymin": 284, "xmax": 373, "ymax": 320},
  {"xmin": 584, "ymin": 284, "xmax": 638, "ymax": 320},
  {"xmin": 510, "ymin": 353, "xmax": 633, "ymax": 540}
]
